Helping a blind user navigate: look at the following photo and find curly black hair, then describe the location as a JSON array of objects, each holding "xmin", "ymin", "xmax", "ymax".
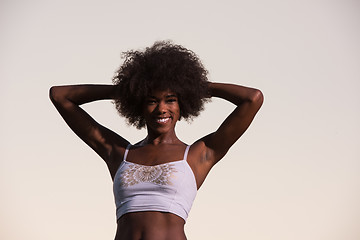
[{"xmin": 112, "ymin": 40, "xmax": 210, "ymax": 129}]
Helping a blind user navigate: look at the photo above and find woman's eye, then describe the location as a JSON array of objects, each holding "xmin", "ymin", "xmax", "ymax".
[
  {"xmin": 147, "ymin": 100, "xmax": 157, "ymax": 104},
  {"xmin": 167, "ymin": 98, "xmax": 177, "ymax": 103}
]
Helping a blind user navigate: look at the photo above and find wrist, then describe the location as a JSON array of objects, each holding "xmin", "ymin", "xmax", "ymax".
[{"xmin": 207, "ymin": 82, "xmax": 215, "ymax": 97}]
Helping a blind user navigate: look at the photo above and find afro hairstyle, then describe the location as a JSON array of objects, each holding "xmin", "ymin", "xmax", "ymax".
[{"xmin": 112, "ymin": 40, "xmax": 210, "ymax": 129}]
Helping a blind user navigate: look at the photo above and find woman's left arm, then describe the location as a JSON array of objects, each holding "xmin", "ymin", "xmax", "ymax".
[{"xmin": 201, "ymin": 82, "xmax": 263, "ymax": 165}]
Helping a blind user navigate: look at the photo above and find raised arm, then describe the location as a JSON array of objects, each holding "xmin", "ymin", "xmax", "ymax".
[
  {"xmin": 199, "ymin": 82, "xmax": 263, "ymax": 165},
  {"xmin": 49, "ymin": 85, "xmax": 129, "ymax": 168}
]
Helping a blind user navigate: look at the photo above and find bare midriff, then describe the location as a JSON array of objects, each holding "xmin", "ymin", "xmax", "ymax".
[{"xmin": 115, "ymin": 211, "xmax": 187, "ymax": 240}]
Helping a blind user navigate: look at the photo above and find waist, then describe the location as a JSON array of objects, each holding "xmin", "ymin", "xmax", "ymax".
[
  {"xmin": 115, "ymin": 211, "xmax": 186, "ymax": 240},
  {"xmin": 116, "ymin": 193, "xmax": 191, "ymax": 221}
]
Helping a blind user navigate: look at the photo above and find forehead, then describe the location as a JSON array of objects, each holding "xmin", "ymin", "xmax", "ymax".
[{"xmin": 147, "ymin": 89, "xmax": 177, "ymax": 98}]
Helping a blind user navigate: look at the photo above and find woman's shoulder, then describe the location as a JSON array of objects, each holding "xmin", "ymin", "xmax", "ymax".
[
  {"xmin": 107, "ymin": 142, "xmax": 130, "ymax": 179},
  {"xmin": 187, "ymin": 140, "xmax": 209, "ymax": 165}
]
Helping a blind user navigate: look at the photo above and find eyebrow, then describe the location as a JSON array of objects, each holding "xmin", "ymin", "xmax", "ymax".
[{"xmin": 147, "ymin": 94, "xmax": 177, "ymax": 99}]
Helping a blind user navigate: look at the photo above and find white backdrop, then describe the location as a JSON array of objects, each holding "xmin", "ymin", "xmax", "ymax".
[{"xmin": 1, "ymin": 0, "xmax": 359, "ymax": 239}]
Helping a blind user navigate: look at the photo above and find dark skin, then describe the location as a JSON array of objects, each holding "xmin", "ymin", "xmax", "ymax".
[{"xmin": 49, "ymin": 82, "xmax": 263, "ymax": 240}]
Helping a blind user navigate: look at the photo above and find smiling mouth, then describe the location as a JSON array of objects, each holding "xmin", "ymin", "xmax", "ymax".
[{"xmin": 156, "ymin": 117, "xmax": 171, "ymax": 124}]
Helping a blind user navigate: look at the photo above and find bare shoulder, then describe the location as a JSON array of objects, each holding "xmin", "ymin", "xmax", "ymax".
[
  {"xmin": 187, "ymin": 140, "xmax": 215, "ymax": 189},
  {"xmin": 107, "ymin": 143, "xmax": 129, "ymax": 180},
  {"xmin": 188, "ymin": 140, "xmax": 207, "ymax": 162}
]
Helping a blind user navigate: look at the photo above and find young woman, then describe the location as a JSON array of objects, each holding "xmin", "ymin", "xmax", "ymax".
[{"xmin": 50, "ymin": 41, "xmax": 263, "ymax": 240}]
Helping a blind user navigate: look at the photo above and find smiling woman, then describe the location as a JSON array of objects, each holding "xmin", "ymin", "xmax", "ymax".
[
  {"xmin": 49, "ymin": 40, "xmax": 263, "ymax": 240},
  {"xmin": 143, "ymin": 89, "xmax": 181, "ymax": 136},
  {"xmin": 112, "ymin": 41, "xmax": 210, "ymax": 129}
]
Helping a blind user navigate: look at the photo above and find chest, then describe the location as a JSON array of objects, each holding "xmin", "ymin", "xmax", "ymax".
[{"xmin": 115, "ymin": 160, "xmax": 187, "ymax": 188}]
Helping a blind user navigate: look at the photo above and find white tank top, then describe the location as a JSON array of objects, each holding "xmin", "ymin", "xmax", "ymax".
[{"xmin": 113, "ymin": 145, "xmax": 197, "ymax": 222}]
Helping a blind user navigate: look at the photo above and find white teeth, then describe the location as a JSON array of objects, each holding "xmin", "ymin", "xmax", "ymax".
[{"xmin": 157, "ymin": 117, "xmax": 170, "ymax": 123}]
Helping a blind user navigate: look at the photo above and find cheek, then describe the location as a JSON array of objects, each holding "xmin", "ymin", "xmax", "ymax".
[
  {"xmin": 174, "ymin": 105, "xmax": 181, "ymax": 118},
  {"xmin": 144, "ymin": 105, "xmax": 155, "ymax": 114}
]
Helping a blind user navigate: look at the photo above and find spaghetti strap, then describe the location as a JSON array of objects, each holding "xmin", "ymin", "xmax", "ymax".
[
  {"xmin": 183, "ymin": 145, "xmax": 191, "ymax": 161},
  {"xmin": 123, "ymin": 144, "xmax": 131, "ymax": 161}
]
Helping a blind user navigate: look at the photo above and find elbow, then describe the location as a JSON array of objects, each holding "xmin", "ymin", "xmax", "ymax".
[
  {"xmin": 251, "ymin": 89, "xmax": 264, "ymax": 108},
  {"xmin": 49, "ymin": 86, "xmax": 65, "ymax": 104},
  {"xmin": 49, "ymin": 86, "xmax": 58, "ymax": 103}
]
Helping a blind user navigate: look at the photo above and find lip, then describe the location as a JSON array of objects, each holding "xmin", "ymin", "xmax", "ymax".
[{"xmin": 155, "ymin": 117, "xmax": 171, "ymax": 124}]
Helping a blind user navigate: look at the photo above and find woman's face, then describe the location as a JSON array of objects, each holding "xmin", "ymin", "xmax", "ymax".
[{"xmin": 143, "ymin": 89, "xmax": 180, "ymax": 135}]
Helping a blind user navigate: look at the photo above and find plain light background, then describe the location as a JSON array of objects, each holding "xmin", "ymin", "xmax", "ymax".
[{"xmin": 1, "ymin": 0, "xmax": 359, "ymax": 239}]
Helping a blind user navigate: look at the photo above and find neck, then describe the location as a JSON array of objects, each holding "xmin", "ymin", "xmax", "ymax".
[{"xmin": 144, "ymin": 129, "xmax": 180, "ymax": 145}]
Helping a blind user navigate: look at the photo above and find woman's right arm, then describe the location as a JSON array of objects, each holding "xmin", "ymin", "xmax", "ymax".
[{"xmin": 49, "ymin": 84, "xmax": 129, "ymax": 164}]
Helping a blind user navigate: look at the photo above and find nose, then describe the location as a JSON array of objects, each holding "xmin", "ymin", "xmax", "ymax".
[{"xmin": 156, "ymin": 101, "xmax": 167, "ymax": 114}]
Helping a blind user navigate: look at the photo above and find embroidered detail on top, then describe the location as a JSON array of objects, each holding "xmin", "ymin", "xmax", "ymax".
[{"xmin": 120, "ymin": 163, "xmax": 178, "ymax": 187}]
